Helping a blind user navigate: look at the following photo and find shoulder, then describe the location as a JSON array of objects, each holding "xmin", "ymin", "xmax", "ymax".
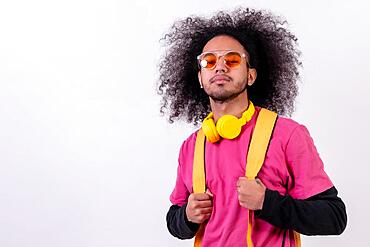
[
  {"xmin": 180, "ymin": 130, "xmax": 198, "ymax": 152},
  {"xmin": 255, "ymin": 107, "xmax": 301, "ymax": 136},
  {"xmin": 269, "ymin": 113, "xmax": 313, "ymax": 148},
  {"xmin": 178, "ymin": 130, "xmax": 199, "ymax": 163},
  {"xmin": 266, "ymin": 111, "xmax": 301, "ymax": 139},
  {"xmin": 272, "ymin": 114, "xmax": 318, "ymax": 156},
  {"xmin": 275, "ymin": 115, "xmax": 301, "ymax": 134}
]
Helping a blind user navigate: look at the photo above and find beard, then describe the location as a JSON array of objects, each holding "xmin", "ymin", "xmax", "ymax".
[{"xmin": 205, "ymin": 81, "xmax": 248, "ymax": 103}]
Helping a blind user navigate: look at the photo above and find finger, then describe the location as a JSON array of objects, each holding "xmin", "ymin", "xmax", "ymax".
[
  {"xmin": 188, "ymin": 193, "xmax": 195, "ymax": 200},
  {"xmin": 237, "ymin": 177, "xmax": 248, "ymax": 186},
  {"xmin": 199, "ymin": 207, "xmax": 213, "ymax": 214},
  {"xmin": 199, "ymin": 213, "xmax": 212, "ymax": 220},
  {"xmin": 237, "ymin": 186, "xmax": 242, "ymax": 193},
  {"xmin": 239, "ymin": 201, "xmax": 247, "ymax": 208},
  {"xmin": 194, "ymin": 200, "xmax": 213, "ymax": 208},
  {"xmin": 238, "ymin": 193, "xmax": 247, "ymax": 201},
  {"xmin": 255, "ymin": 178, "xmax": 265, "ymax": 187},
  {"xmin": 204, "ymin": 213, "xmax": 212, "ymax": 219},
  {"xmin": 237, "ymin": 187, "xmax": 250, "ymax": 198},
  {"xmin": 194, "ymin": 206, "xmax": 212, "ymax": 214},
  {"xmin": 198, "ymin": 213, "xmax": 211, "ymax": 222},
  {"xmin": 193, "ymin": 193, "xmax": 212, "ymax": 201}
]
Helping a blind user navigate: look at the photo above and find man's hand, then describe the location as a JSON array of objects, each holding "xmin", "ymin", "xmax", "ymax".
[
  {"xmin": 237, "ymin": 177, "xmax": 266, "ymax": 210},
  {"xmin": 186, "ymin": 189, "xmax": 213, "ymax": 224}
]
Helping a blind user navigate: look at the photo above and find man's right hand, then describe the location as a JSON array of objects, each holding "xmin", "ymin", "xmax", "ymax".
[{"xmin": 185, "ymin": 190, "xmax": 213, "ymax": 224}]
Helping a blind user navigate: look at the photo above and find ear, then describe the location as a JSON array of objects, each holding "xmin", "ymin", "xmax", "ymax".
[
  {"xmin": 247, "ymin": 68, "xmax": 257, "ymax": 86},
  {"xmin": 198, "ymin": 71, "xmax": 203, "ymax": 88}
]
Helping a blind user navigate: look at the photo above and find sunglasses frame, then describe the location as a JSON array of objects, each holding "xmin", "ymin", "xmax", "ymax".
[{"xmin": 197, "ymin": 50, "xmax": 251, "ymax": 70}]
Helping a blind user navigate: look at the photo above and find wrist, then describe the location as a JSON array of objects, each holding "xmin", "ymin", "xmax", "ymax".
[
  {"xmin": 182, "ymin": 204, "xmax": 200, "ymax": 231},
  {"xmin": 258, "ymin": 187, "xmax": 266, "ymax": 210},
  {"xmin": 255, "ymin": 188, "xmax": 277, "ymax": 218}
]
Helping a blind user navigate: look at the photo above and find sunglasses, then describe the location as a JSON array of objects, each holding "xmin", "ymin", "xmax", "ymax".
[{"xmin": 197, "ymin": 50, "xmax": 249, "ymax": 70}]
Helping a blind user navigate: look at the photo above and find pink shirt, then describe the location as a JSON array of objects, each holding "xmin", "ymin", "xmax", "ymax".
[{"xmin": 170, "ymin": 107, "xmax": 333, "ymax": 247}]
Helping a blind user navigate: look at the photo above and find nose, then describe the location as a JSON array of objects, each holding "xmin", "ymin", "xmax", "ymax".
[{"xmin": 214, "ymin": 56, "xmax": 228, "ymax": 73}]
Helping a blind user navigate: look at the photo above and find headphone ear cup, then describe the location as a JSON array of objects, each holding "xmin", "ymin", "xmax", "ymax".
[
  {"xmin": 216, "ymin": 115, "xmax": 242, "ymax": 139},
  {"xmin": 202, "ymin": 118, "xmax": 220, "ymax": 143}
]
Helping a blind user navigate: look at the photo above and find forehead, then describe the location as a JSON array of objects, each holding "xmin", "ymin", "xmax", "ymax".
[{"xmin": 202, "ymin": 35, "xmax": 246, "ymax": 53}]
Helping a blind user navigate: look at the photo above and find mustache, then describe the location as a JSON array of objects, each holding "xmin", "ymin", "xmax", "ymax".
[{"xmin": 210, "ymin": 74, "xmax": 232, "ymax": 83}]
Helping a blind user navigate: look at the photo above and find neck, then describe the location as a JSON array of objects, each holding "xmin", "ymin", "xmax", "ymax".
[{"xmin": 210, "ymin": 91, "xmax": 250, "ymax": 122}]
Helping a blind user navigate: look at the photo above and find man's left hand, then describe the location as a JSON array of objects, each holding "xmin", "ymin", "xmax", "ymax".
[{"xmin": 237, "ymin": 177, "xmax": 266, "ymax": 210}]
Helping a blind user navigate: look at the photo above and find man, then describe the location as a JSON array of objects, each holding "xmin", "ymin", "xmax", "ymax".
[{"xmin": 158, "ymin": 8, "xmax": 346, "ymax": 247}]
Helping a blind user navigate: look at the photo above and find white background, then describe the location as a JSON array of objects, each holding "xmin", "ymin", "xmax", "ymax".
[{"xmin": 0, "ymin": 0, "xmax": 369, "ymax": 246}]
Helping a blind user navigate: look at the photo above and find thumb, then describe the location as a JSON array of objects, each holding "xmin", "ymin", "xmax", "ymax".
[
  {"xmin": 238, "ymin": 176, "xmax": 249, "ymax": 182},
  {"xmin": 255, "ymin": 178, "xmax": 266, "ymax": 188},
  {"xmin": 206, "ymin": 188, "xmax": 213, "ymax": 197}
]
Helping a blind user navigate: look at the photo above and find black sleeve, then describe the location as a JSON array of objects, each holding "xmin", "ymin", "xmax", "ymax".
[
  {"xmin": 166, "ymin": 203, "xmax": 200, "ymax": 239},
  {"xmin": 255, "ymin": 186, "xmax": 347, "ymax": 235}
]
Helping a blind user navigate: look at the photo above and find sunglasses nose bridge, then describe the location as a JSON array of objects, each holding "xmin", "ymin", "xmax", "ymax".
[{"xmin": 213, "ymin": 54, "xmax": 228, "ymax": 71}]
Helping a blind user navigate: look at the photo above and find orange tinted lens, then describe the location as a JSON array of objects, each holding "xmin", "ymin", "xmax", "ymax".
[
  {"xmin": 224, "ymin": 52, "xmax": 242, "ymax": 68},
  {"xmin": 201, "ymin": 53, "xmax": 217, "ymax": 69}
]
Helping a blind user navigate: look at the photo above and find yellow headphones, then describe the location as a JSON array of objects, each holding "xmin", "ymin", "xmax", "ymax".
[{"xmin": 201, "ymin": 101, "xmax": 255, "ymax": 143}]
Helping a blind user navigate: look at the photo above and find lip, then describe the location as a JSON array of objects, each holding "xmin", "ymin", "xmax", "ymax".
[{"xmin": 210, "ymin": 75, "xmax": 231, "ymax": 84}]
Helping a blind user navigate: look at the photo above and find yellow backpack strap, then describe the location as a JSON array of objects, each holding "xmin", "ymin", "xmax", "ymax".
[
  {"xmin": 245, "ymin": 108, "xmax": 277, "ymax": 179},
  {"xmin": 294, "ymin": 231, "xmax": 301, "ymax": 247},
  {"xmin": 245, "ymin": 108, "xmax": 277, "ymax": 247},
  {"xmin": 193, "ymin": 129, "xmax": 206, "ymax": 247},
  {"xmin": 193, "ymin": 129, "xmax": 206, "ymax": 194}
]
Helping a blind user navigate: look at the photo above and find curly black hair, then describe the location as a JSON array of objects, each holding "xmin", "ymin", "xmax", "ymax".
[{"xmin": 158, "ymin": 8, "xmax": 301, "ymax": 125}]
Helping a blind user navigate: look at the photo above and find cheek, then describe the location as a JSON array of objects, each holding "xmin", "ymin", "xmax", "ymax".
[
  {"xmin": 200, "ymin": 71, "xmax": 212, "ymax": 83},
  {"xmin": 237, "ymin": 70, "xmax": 249, "ymax": 83}
]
